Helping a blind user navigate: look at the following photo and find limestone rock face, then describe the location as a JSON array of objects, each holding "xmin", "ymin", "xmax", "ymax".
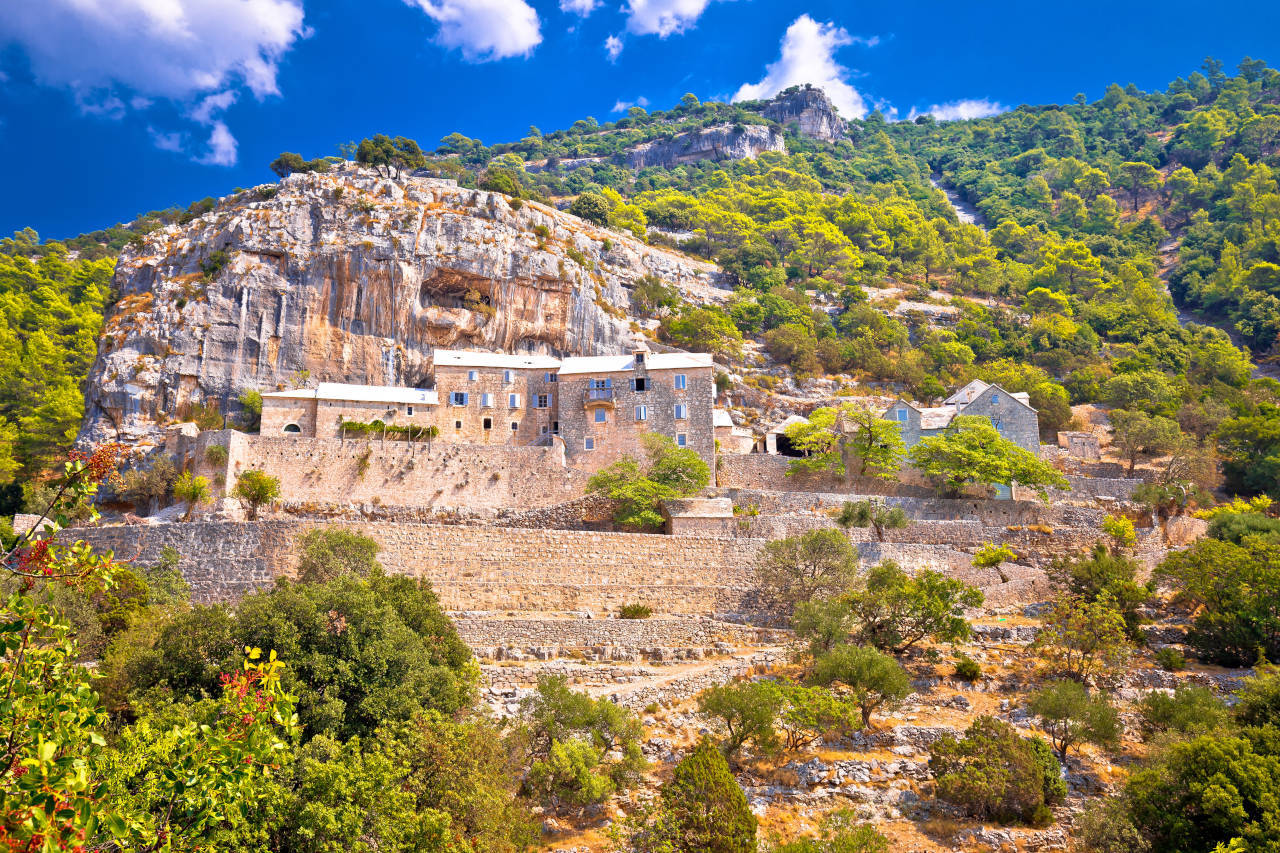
[
  {"xmin": 626, "ymin": 124, "xmax": 785, "ymax": 170},
  {"xmin": 761, "ymin": 86, "xmax": 846, "ymax": 143},
  {"xmin": 81, "ymin": 165, "xmax": 727, "ymax": 446}
]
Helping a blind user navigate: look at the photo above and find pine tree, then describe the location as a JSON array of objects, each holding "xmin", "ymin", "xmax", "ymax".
[{"xmin": 652, "ymin": 738, "xmax": 756, "ymax": 853}]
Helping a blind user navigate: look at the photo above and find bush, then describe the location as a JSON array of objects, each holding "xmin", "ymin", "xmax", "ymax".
[
  {"xmin": 522, "ymin": 675, "xmax": 645, "ymax": 794},
  {"xmin": 844, "ymin": 560, "xmax": 983, "ymax": 653},
  {"xmin": 587, "ymin": 434, "xmax": 710, "ymax": 531},
  {"xmin": 1137, "ymin": 685, "xmax": 1229, "ymax": 739},
  {"xmin": 237, "ymin": 389, "xmax": 263, "ymax": 432},
  {"xmin": 1026, "ymin": 679, "xmax": 1122, "ymax": 761},
  {"xmin": 1047, "ymin": 543, "xmax": 1151, "ymax": 640},
  {"xmin": 809, "ymin": 644, "xmax": 911, "ymax": 727},
  {"xmin": 1234, "ymin": 663, "xmax": 1280, "ymax": 728},
  {"xmin": 770, "ymin": 809, "xmax": 888, "ymax": 852},
  {"xmin": 203, "ymin": 444, "xmax": 228, "ymax": 467},
  {"xmin": 1154, "ymin": 646, "xmax": 1186, "ymax": 670},
  {"xmin": 953, "ymin": 653, "xmax": 981, "ymax": 681},
  {"xmin": 697, "ymin": 680, "xmax": 783, "ymax": 758},
  {"xmin": 171, "ymin": 471, "xmax": 210, "ymax": 520},
  {"xmin": 619, "ymin": 603, "xmax": 652, "ymax": 619},
  {"xmin": 527, "ymin": 738, "xmax": 614, "ymax": 812},
  {"xmin": 1073, "ymin": 799, "xmax": 1150, "ymax": 853},
  {"xmin": 1032, "ymin": 593, "xmax": 1132, "ymax": 680},
  {"xmin": 929, "ymin": 716, "xmax": 1064, "ymax": 825},
  {"xmin": 972, "ymin": 542, "xmax": 1016, "ymax": 568},
  {"xmin": 296, "ymin": 527, "xmax": 381, "ymax": 583},
  {"xmin": 643, "ymin": 738, "xmax": 757, "ymax": 853}
]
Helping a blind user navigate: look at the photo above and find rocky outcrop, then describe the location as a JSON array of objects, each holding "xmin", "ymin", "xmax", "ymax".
[
  {"xmin": 626, "ymin": 124, "xmax": 785, "ymax": 170},
  {"xmin": 761, "ymin": 86, "xmax": 846, "ymax": 143},
  {"xmin": 81, "ymin": 165, "xmax": 727, "ymax": 446}
]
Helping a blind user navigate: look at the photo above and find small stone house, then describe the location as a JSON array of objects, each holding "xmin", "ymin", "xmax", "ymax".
[
  {"xmin": 260, "ymin": 383, "xmax": 440, "ymax": 438},
  {"xmin": 882, "ymin": 380, "xmax": 1040, "ymax": 454},
  {"xmin": 660, "ymin": 497, "xmax": 736, "ymax": 536}
]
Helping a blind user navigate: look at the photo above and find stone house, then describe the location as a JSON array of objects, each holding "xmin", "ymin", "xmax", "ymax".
[
  {"xmin": 259, "ymin": 347, "xmax": 716, "ymax": 473},
  {"xmin": 882, "ymin": 380, "xmax": 1040, "ymax": 455}
]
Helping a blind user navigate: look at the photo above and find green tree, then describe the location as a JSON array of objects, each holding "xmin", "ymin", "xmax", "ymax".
[
  {"xmin": 1033, "ymin": 593, "xmax": 1133, "ymax": 681},
  {"xmin": 586, "ymin": 433, "xmax": 710, "ymax": 530},
  {"xmin": 522, "ymin": 674, "xmax": 645, "ymax": 792},
  {"xmin": 172, "ymin": 471, "xmax": 210, "ymax": 521},
  {"xmin": 644, "ymin": 738, "xmax": 757, "ymax": 853},
  {"xmin": 1026, "ymin": 679, "xmax": 1122, "ymax": 761},
  {"xmin": 770, "ymin": 809, "xmax": 888, "ymax": 853},
  {"xmin": 909, "ymin": 416, "xmax": 1069, "ymax": 499},
  {"xmin": 755, "ymin": 529, "xmax": 859, "ymax": 615},
  {"xmin": 1047, "ymin": 543, "xmax": 1151, "ymax": 639},
  {"xmin": 237, "ymin": 388, "xmax": 263, "ymax": 431},
  {"xmin": 1110, "ymin": 410, "xmax": 1182, "ymax": 475},
  {"xmin": 295, "ymin": 526, "xmax": 381, "ymax": 583},
  {"xmin": 661, "ymin": 306, "xmax": 744, "ymax": 358},
  {"xmin": 809, "ymin": 644, "xmax": 911, "ymax": 727},
  {"xmin": 844, "ymin": 561, "xmax": 984, "ymax": 653},
  {"xmin": 568, "ymin": 191, "xmax": 613, "ymax": 225},
  {"xmin": 697, "ymin": 680, "xmax": 783, "ymax": 758},
  {"xmin": 269, "ymin": 151, "xmax": 308, "ymax": 177},
  {"xmin": 1117, "ymin": 161, "xmax": 1162, "ymax": 212},
  {"xmin": 1137, "ymin": 685, "xmax": 1230, "ymax": 739},
  {"xmin": 834, "ymin": 500, "xmax": 908, "ymax": 542},
  {"xmin": 232, "ymin": 469, "xmax": 280, "ymax": 519}
]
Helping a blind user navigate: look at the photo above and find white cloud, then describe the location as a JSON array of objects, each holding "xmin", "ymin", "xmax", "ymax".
[
  {"xmin": 404, "ymin": 0, "xmax": 542, "ymax": 61},
  {"xmin": 611, "ymin": 95, "xmax": 649, "ymax": 112},
  {"xmin": 0, "ymin": 0, "xmax": 306, "ymax": 166},
  {"xmin": 623, "ymin": 0, "xmax": 720, "ymax": 37},
  {"xmin": 0, "ymin": 0, "xmax": 306, "ymax": 100},
  {"xmin": 910, "ymin": 98, "xmax": 1007, "ymax": 121},
  {"xmin": 731, "ymin": 15, "xmax": 870, "ymax": 118},
  {"xmin": 559, "ymin": 0, "xmax": 599, "ymax": 16},
  {"xmin": 604, "ymin": 34, "xmax": 624, "ymax": 61},
  {"xmin": 197, "ymin": 121, "xmax": 238, "ymax": 166}
]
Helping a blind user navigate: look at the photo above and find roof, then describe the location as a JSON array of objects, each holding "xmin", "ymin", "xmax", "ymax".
[
  {"xmin": 433, "ymin": 349, "xmax": 562, "ymax": 370},
  {"xmin": 712, "ymin": 408, "xmax": 734, "ymax": 428},
  {"xmin": 556, "ymin": 352, "xmax": 714, "ymax": 375},
  {"xmin": 944, "ymin": 379, "xmax": 990, "ymax": 406},
  {"xmin": 263, "ymin": 383, "xmax": 439, "ymax": 406},
  {"xmin": 917, "ymin": 406, "xmax": 959, "ymax": 430},
  {"xmin": 765, "ymin": 414, "xmax": 811, "ymax": 435}
]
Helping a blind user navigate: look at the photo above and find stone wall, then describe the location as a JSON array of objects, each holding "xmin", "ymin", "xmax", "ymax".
[
  {"xmin": 715, "ymin": 455, "xmax": 937, "ymax": 496},
  {"xmin": 195, "ymin": 431, "xmax": 589, "ymax": 511},
  {"xmin": 453, "ymin": 615, "xmax": 775, "ymax": 658}
]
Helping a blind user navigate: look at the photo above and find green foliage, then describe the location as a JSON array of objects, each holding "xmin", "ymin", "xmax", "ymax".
[
  {"xmin": 843, "ymin": 560, "xmax": 984, "ymax": 653},
  {"xmin": 619, "ymin": 602, "xmax": 653, "ymax": 619},
  {"xmin": 203, "ymin": 443, "xmax": 229, "ymax": 467},
  {"xmin": 1125, "ymin": 732, "xmax": 1280, "ymax": 853},
  {"xmin": 296, "ymin": 526, "xmax": 381, "ymax": 583},
  {"xmin": 1073, "ymin": 799, "xmax": 1151, "ymax": 853},
  {"xmin": 809, "ymin": 644, "xmax": 911, "ymax": 727},
  {"xmin": 909, "ymin": 416, "xmax": 1068, "ymax": 499},
  {"xmin": 972, "ymin": 542, "xmax": 1016, "ymax": 568},
  {"xmin": 528, "ymin": 738, "xmax": 615, "ymax": 811},
  {"xmin": 1033, "ymin": 592, "xmax": 1133, "ymax": 680},
  {"xmin": 1154, "ymin": 646, "xmax": 1186, "ymax": 670},
  {"xmin": 1137, "ymin": 684, "xmax": 1230, "ymax": 739},
  {"xmin": 1234, "ymin": 664, "xmax": 1280, "ymax": 729},
  {"xmin": 929, "ymin": 716, "xmax": 1065, "ymax": 826},
  {"xmin": 1207, "ymin": 510, "xmax": 1280, "ymax": 545},
  {"xmin": 586, "ymin": 433, "xmax": 710, "ymax": 530},
  {"xmin": 1156, "ymin": 537, "xmax": 1280, "ymax": 666},
  {"xmin": 1110, "ymin": 409, "xmax": 1183, "ymax": 475},
  {"xmin": 232, "ymin": 468, "xmax": 280, "ymax": 519},
  {"xmin": 770, "ymin": 682, "xmax": 863, "ymax": 750},
  {"xmin": 784, "ymin": 405, "xmax": 904, "ymax": 481},
  {"xmin": 953, "ymin": 653, "xmax": 981, "ymax": 681},
  {"xmin": 172, "ymin": 471, "xmax": 210, "ymax": 520},
  {"xmin": 834, "ymin": 500, "xmax": 908, "ymax": 541},
  {"xmin": 118, "ymin": 454, "xmax": 177, "ymax": 514},
  {"xmin": 769, "ymin": 809, "xmax": 888, "ymax": 853},
  {"xmin": 660, "ymin": 305, "xmax": 744, "ymax": 358},
  {"xmin": 569, "ymin": 191, "xmax": 613, "ymax": 225},
  {"xmin": 1101, "ymin": 514, "xmax": 1137, "ymax": 548},
  {"xmin": 630, "ymin": 274, "xmax": 680, "ymax": 317},
  {"xmin": 1047, "ymin": 543, "xmax": 1151, "ymax": 639},
  {"xmin": 698, "ymin": 679, "xmax": 784, "ymax": 758},
  {"xmin": 478, "ymin": 166, "xmax": 524, "ymax": 197},
  {"xmin": 269, "ymin": 150, "xmax": 334, "ymax": 177},
  {"xmin": 355, "ymin": 134, "xmax": 427, "ymax": 177},
  {"xmin": 754, "ymin": 528, "xmax": 858, "ymax": 615},
  {"xmin": 522, "ymin": 675, "xmax": 645, "ymax": 795},
  {"xmin": 237, "ymin": 388, "xmax": 263, "ymax": 431},
  {"xmin": 1026, "ymin": 679, "xmax": 1122, "ymax": 760},
  {"xmin": 641, "ymin": 738, "xmax": 757, "ymax": 853}
]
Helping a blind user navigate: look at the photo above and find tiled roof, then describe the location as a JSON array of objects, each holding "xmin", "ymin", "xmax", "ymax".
[
  {"xmin": 433, "ymin": 349, "xmax": 562, "ymax": 370},
  {"xmin": 263, "ymin": 383, "xmax": 439, "ymax": 405},
  {"xmin": 556, "ymin": 352, "xmax": 714, "ymax": 375}
]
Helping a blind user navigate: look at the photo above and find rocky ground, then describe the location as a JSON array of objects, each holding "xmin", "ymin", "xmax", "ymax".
[{"xmin": 478, "ymin": 606, "xmax": 1248, "ymax": 853}]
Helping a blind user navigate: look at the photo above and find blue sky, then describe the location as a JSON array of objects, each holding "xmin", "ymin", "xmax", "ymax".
[{"xmin": 1, "ymin": 0, "xmax": 1278, "ymax": 240}]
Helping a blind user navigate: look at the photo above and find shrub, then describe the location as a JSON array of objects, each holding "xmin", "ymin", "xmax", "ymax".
[
  {"xmin": 1101, "ymin": 514, "xmax": 1137, "ymax": 549},
  {"xmin": 619, "ymin": 603, "xmax": 652, "ymax": 619},
  {"xmin": 188, "ymin": 400, "xmax": 223, "ymax": 431},
  {"xmin": 1073, "ymin": 799, "xmax": 1150, "ymax": 853},
  {"xmin": 1154, "ymin": 646, "xmax": 1186, "ymax": 670},
  {"xmin": 770, "ymin": 809, "xmax": 888, "ymax": 852},
  {"xmin": 1032, "ymin": 592, "xmax": 1132, "ymax": 680},
  {"xmin": 296, "ymin": 527, "xmax": 381, "ymax": 583},
  {"xmin": 522, "ymin": 675, "xmax": 645, "ymax": 793},
  {"xmin": 646, "ymin": 738, "xmax": 757, "ymax": 853},
  {"xmin": 954, "ymin": 653, "xmax": 981, "ymax": 681},
  {"xmin": 232, "ymin": 469, "xmax": 280, "ymax": 519},
  {"xmin": 697, "ymin": 680, "xmax": 784, "ymax": 758},
  {"xmin": 527, "ymin": 738, "xmax": 614, "ymax": 812},
  {"xmin": 929, "ymin": 716, "xmax": 1064, "ymax": 825},
  {"xmin": 1137, "ymin": 685, "xmax": 1229, "ymax": 739},
  {"xmin": 1234, "ymin": 663, "xmax": 1280, "ymax": 728},
  {"xmin": 203, "ymin": 444, "xmax": 228, "ymax": 467},
  {"xmin": 809, "ymin": 644, "xmax": 911, "ymax": 727},
  {"xmin": 171, "ymin": 472, "xmax": 210, "ymax": 521},
  {"xmin": 844, "ymin": 560, "xmax": 983, "ymax": 653},
  {"xmin": 236, "ymin": 389, "xmax": 263, "ymax": 432},
  {"xmin": 587, "ymin": 434, "xmax": 710, "ymax": 531},
  {"xmin": 972, "ymin": 542, "xmax": 1016, "ymax": 568},
  {"xmin": 792, "ymin": 597, "xmax": 857, "ymax": 656},
  {"xmin": 1047, "ymin": 543, "xmax": 1151, "ymax": 639},
  {"xmin": 1026, "ymin": 679, "xmax": 1122, "ymax": 761},
  {"xmin": 772, "ymin": 683, "xmax": 862, "ymax": 750},
  {"xmin": 755, "ymin": 529, "xmax": 858, "ymax": 616},
  {"xmin": 834, "ymin": 500, "xmax": 908, "ymax": 541}
]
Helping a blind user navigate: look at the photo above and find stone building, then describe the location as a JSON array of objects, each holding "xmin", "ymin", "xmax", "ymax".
[
  {"xmin": 883, "ymin": 380, "xmax": 1040, "ymax": 454},
  {"xmin": 259, "ymin": 347, "xmax": 716, "ymax": 473}
]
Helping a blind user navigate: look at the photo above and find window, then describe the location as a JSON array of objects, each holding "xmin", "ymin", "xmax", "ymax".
[
  {"xmin": 552, "ymin": 421, "xmax": 559, "ymax": 434},
  {"xmin": 893, "ymin": 407, "xmax": 908, "ymax": 422},
  {"xmin": 483, "ymin": 417, "xmax": 492, "ymax": 430},
  {"xmin": 992, "ymin": 393, "xmax": 1000, "ymax": 404},
  {"xmin": 406, "ymin": 406, "xmax": 414, "ymax": 416},
  {"xmin": 511, "ymin": 421, "xmax": 519, "ymax": 431},
  {"xmin": 635, "ymin": 405, "xmax": 648, "ymax": 421},
  {"xmin": 584, "ymin": 437, "xmax": 595, "ymax": 451},
  {"xmin": 450, "ymin": 391, "xmax": 468, "ymax": 406},
  {"xmin": 504, "ymin": 369, "xmax": 514, "ymax": 384},
  {"xmin": 674, "ymin": 374, "xmax": 687, "ymax": 390},
  {"xmin": 631, "ymin": 377, "xmax": 648, "ymax": 391},
  {"xmin": 676, "ymin": 433, "xmax": 687, "ymax": 447},
  {"xmin": 534, "ymin": 394, "xmax": 550, "ymax": 409},
  {"xmin": 283, "ymin": 423, "xmax": 301, "ymax": 434},
  {"xmin": 635, "ymin": 351, "xmax": 645, "ymax": 365},
  {"xmin": 541, "ymin": 425, "xmax": 549, "ymax": 435},
  {"xmin": 590, "ymin": 378, "xmax": 612, "ymax": 389},
  {"xmin": 545, "ymin": 372, "xmax": 558, "ymax": 383},
  {"xmin": 594, "ymin": 408, "xmax": 607, "ymax": 423},
  {"xmin": 509, "ymin": 393, "xmax": 520, "ymax": 408},
  {"xmin": 468, "ymin": 370, "xmax": 478, "ymax": 382},
  {"xmin": 454, "ymin": 420, "xmax": 462, "ymax": 429},
  {"xmin": 481, "ymin": 393, "xmax": 494, "ymax": 408},
  {"xmin": 674, "ymin": 403, "xmax": 688, "ymax": 420}
]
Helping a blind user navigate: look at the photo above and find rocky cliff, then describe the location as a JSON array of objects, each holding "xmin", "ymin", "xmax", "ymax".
[
  {"xmin": 626, "ymin": 124, "xmax": 785, "ymax": 170},
  {"xmin": 81, "ymin": 165, "xmax": 726, "ymax": 446},
  {"xmin": 761, "ymin": 86, "xmax": 846, "ymax": 143}
]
